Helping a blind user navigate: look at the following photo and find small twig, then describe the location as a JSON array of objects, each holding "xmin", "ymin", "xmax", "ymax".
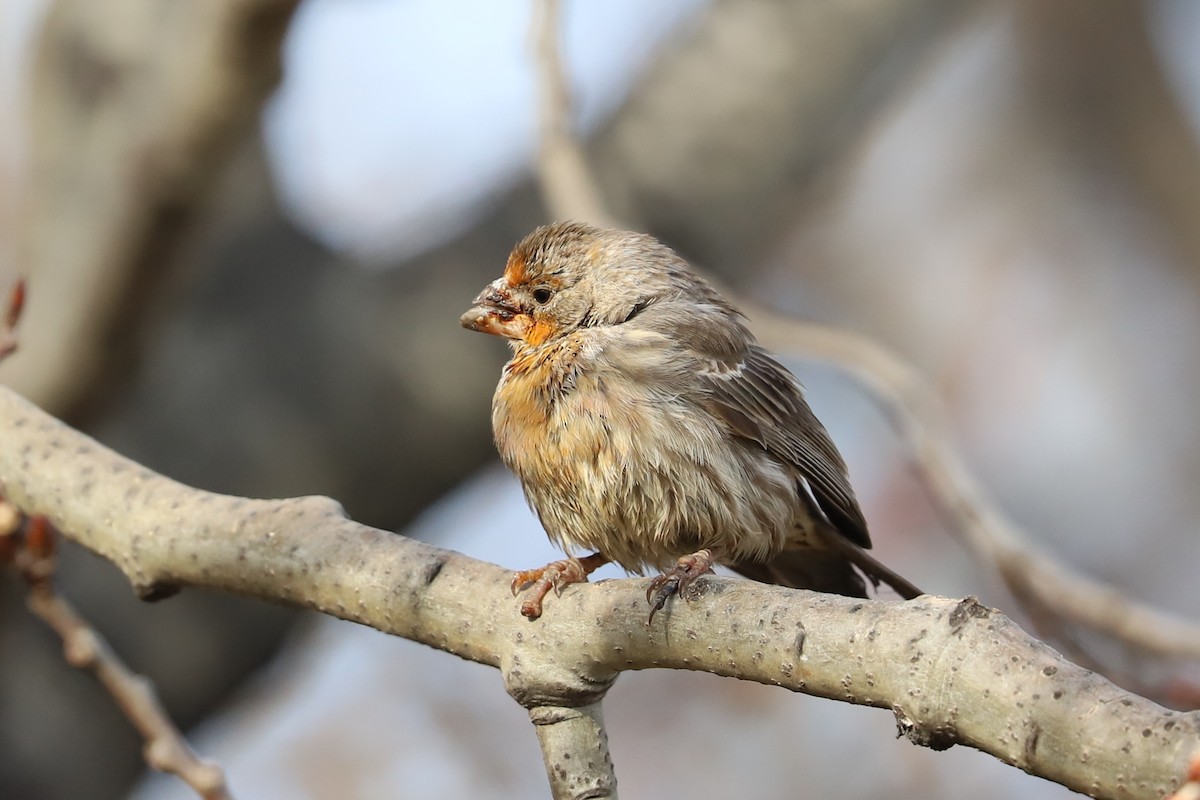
[
  {"xmin": 0, "ymin": 500, "xmax": 232, "ymax": 800},
  {"xmin": 0, "ymin": 278, "xmax": 26, "ymax": 360},
  {"xmin": 531, "ymin": 0, "xmax": 617, "ymax": 228},
  {"xmin": 27, "ymin": 588, "xmax": 231, "ymax": 800}
]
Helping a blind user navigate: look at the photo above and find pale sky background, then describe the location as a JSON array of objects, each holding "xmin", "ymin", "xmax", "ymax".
[{"xmin": 263, "ymin": 0, "xmax": 708, "ymax": 259}]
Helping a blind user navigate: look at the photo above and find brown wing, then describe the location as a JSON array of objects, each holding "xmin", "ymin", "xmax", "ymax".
[{"xmin": 701, "ymin": 346, "xmax": 872, "ymax": 549}]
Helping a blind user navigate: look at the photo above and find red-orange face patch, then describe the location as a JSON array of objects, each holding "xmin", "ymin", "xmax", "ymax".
[
  {"xmin": 504, "ymin": 250, "xmax": 529, "ymax": 286},
  {"xmin": 523, "ymin": 317, "xmax": 556, "ymax": 346}
]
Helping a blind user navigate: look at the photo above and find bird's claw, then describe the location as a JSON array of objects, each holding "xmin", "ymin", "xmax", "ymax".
[
  {"xmin": 511, "ymin": 569, "xmax": 540, "ymax": 596},
  {"xmin": 510, "ymin": 557, "xmax": 590, "ymax": 620},
  {"xmin": 646, "ymin": 549, "xmax": 715, "ymax": 623}
]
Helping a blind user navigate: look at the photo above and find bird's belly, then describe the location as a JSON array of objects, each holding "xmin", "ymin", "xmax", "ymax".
[{"xmin": 495, "ymin": 379, "xmax": 798, "ymax": 572}]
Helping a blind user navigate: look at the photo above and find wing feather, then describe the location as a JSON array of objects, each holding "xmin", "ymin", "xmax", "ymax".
[
  {"xmin": 618, "ymin": 300, "xmax": 871, "ymax": 549},
  {"xmin": 702, "ymin": 346, "xmax": 871, "ymax": 549}
]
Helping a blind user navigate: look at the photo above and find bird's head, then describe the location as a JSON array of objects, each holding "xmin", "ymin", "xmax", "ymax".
[{"xmin": 461, "ymin": 221, "xmax": 701, "ymax": 348}]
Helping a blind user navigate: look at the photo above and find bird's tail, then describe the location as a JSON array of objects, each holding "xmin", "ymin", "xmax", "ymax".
[
  {"xmin": 729, "ymin": 535, "xmax": 922, "ymax": 601},
  {"xmin": 820, "ymin": 531, "xmax": 923, "ymax": 600}
]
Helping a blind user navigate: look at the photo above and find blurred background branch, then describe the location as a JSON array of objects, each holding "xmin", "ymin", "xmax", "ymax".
[
  {"xmin": 1, "ymin": 507, "xmax": 230, "ymax": 800},
  {"xmin": 10, "ymin": 0, "xmax": 300, "ymax": 420},
  {"xmin": 532, "ymin": 0, "xmax": 614, "ymax": 228}
]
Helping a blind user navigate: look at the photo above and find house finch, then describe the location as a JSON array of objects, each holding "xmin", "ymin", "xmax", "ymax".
[{"xmin": 462, "ymin": 221, "xmax": 921, "ymax": 620}]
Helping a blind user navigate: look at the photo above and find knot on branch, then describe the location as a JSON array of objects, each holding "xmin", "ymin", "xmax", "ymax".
[
  {"xmin": 948, "ymin": 595, "xmax": 992, "ymax": 634},
  {"xmin": 502, "ymin": 646, "xmax": 617, "ymax": 710},
  {"xmin": 893, "ymin": 704, "xmax": 959, "ymax": 751}
]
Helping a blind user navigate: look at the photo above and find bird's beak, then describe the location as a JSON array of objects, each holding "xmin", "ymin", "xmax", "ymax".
[{"xmin": 460, "ymin": 278, "xmax": 531, "ymax": 340}]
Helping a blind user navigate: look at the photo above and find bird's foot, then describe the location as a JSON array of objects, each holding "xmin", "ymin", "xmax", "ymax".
[
  {"xmin": 646, "ymin": 549, "xmax": 716, "ymax": 623},
  {"xmin": 511, "ymin": 552, "xmax": 608, "ymax": 620}
]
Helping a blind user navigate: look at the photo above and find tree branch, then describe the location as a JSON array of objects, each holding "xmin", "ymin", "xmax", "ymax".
[
  {"xmin": 1, "ymin": 506, "xmax": 230, "ymax": 799},
  {"xmin": 27, "ymin": 587, "xmax": 232, "ymax": 800},
  {"xmin": 529, "ymin": 703, "xmax": 616, "ymax": 799},
  {"xmin": 531, "ymin": 0, "xmax": 616, "ymax": 229},
  {"xmin": 0, "ymin": 384, "xmax": 1195, "ymax": 800}
]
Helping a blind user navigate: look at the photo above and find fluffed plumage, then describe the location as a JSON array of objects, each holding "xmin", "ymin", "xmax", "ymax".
[{"xmin": 461, "ymin": 221, "xmax": 921, "ymax": 619}]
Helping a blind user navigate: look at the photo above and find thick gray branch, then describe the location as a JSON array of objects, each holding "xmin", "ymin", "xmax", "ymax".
[{"xmin": 0, "ymin": 385, "xmax": 1195, "ymax": 800}]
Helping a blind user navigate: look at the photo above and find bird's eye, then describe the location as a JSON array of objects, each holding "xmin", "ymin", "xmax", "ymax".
[{"xmin": 532, "ymin": 287, "xmax": 554, "ymax": 305}]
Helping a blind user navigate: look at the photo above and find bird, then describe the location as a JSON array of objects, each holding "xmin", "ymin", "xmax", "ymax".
[{"xmin": 461, "ymin": 221, "xmax": 921, "ymax": 620}]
